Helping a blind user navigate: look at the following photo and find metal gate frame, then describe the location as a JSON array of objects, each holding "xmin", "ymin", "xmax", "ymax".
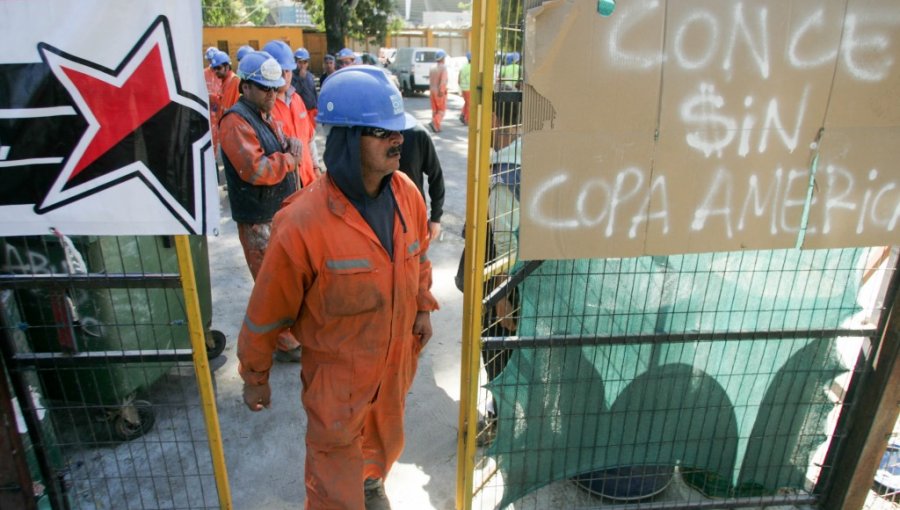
[
  {"xmin": 0, "ymin": 235, "xmax": 232, "ymax": 509},
  {"xmin": 454, "ymin": 1, "xmax": 900, "ymax": 508}
]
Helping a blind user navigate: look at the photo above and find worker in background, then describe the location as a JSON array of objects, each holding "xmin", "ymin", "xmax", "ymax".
[
  {"xmin": 219, "ymin": 51, "xmax": 302, "ymax": 363},
  {"xmin": 399, "ymin": 121, "xmax": 445, "ymax": 241},
  {"xmin": 204, "ymin": 46, "xmax": 222, "ymax": 155},
  {"xmin": 238, "ymin": 65, "xmax": 438, "ymax": 510},
  {"xmin": 210, "ymin": 51, "xmax": 240, "ymax": 162},
  {"xmin": 499, "ymin": 51, "xmax": 521, "ymax": 91},
  {"xmin": 263, "ymin": 40, "xmax": 320, "ymax": 189},
  {"xmin": 320, "ymin": 54, "xmax": 336, "ymax": 85},
  {"xmin": 428, "ymin": 50, "xmax": 448, "ymax": 133},
  {"xmin": 203, "ymin": 46, "xmax": 220, "ymax": 98},
  {"xmin": 458, "ymin": 51, "xmax": 472, "ymax": 126},
  {"xmin": 336, "ymin": 47, "xmax": 356, "ymax": 69},
  {"xmin": 236, "ymin": 45, "xmax": 254, "ymax": 63},
  {"xmin": 291, "ymin": 47, "xmax": 318, "ymax": 130}
]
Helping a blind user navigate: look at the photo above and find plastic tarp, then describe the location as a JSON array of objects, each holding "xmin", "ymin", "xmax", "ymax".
[{"xmin": 486, "ymin": 248, "xmax": 863, "ymax": 506}]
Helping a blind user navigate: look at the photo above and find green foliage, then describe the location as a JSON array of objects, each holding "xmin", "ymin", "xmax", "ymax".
[
  {"xmin": 202, "ymin": 0, "xmax": 270, "ymax": 26},
  {"xmin": 300, "ymin": 0, "xmax": 399, "ymax": 50},
  {"xmin": 498, "ymin": 0, "xmax": 523, "ymax": 52}
]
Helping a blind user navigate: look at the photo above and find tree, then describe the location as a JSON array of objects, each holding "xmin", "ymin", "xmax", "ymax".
[
  {"xmin": 301, "ymin": 0, "xmax": 399, "ymax": 54},
  {"xmin": 202, "ymin": 0, "xmax": 270, "ymax": 27}
]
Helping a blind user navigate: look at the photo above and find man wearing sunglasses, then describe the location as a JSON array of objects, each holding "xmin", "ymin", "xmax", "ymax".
[
  {"xmin": 220, "ymin": 51, "xmax": 303, "ymax": 363},
  {"xmin": 238, "ymin": 65, "xmax": 439, "ymax": 510}
]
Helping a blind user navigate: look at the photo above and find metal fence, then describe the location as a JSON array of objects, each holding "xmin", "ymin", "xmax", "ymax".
[
  {"xmin": 0, "ymin": 234, "xmax": 227, "ymax": 509},
  {"xmin": 455, "ymin": 0, "xmax": 900, "ymax": 508}
]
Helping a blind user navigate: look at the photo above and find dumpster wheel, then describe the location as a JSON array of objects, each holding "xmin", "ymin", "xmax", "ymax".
[
  {"xmin": 206, "ymin": 329, "xmax": 226, "ymax": 359},
  {"xmin": 112, "ymin": 400, "xmax": 155, "ymax": 441}
]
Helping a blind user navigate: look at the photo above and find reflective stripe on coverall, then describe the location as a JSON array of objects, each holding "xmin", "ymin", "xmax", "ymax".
[{"xmin": 238, "ymin": 171, "xmax": 439, "ymax": 509}]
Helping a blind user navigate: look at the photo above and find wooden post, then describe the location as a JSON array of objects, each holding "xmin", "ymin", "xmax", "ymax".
[{"xmin": 820, "ymin": 286, "xmax": 900, "ymax": 509}]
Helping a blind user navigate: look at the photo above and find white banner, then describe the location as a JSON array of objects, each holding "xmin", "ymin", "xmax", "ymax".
[{"xmin": 0, "ymin": 0, "xmax": 218, "ymax": 236}]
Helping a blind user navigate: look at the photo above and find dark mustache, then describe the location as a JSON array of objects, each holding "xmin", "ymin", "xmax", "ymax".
[{"xmin": 387, "ymin": 146, "xmax": 401, "ymax": 157}]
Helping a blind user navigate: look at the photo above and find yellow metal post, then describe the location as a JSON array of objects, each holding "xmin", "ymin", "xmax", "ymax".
[
  {"xmin": 455, "ymin": 0, "xmax": 499, "ymax": 507},
  {"xmin": 174, "ymin": 235, "xmax": 232, "ymax": 510}
]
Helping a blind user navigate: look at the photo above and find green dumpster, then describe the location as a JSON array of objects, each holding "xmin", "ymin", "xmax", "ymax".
[{"xmin": 0, "ymin": 234, "xmax": 223, "ymax": 440}]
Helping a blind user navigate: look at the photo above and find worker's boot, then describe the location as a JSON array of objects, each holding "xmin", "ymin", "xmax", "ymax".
[{"xmin": 364, "ymin": 478, "xmax": 392, "ymax": 510}]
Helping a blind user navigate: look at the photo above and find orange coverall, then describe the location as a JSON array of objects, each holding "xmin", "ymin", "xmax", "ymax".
[
  {"xmin": 205, "ymin": 66, "xmax": 223, "ymax": 156},
  {"xmin": 238, "ymin": 172, "xmax": 439, "ymax": 509},
  {"xmin": 220, "ymin": 106, "xmax": 301, "ymax": 352},
  {"xmin": 428, "ymin": 63, "xmax": 448, "ymax": 132},
  {"xmin": 219, "ymin": 71, "xmax": 240, "ymax": 112},
  {"xmin": 272, "ymin": 90, "xmax": 318, "ymax": 187}
]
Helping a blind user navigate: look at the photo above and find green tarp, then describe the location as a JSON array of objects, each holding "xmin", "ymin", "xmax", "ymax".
[{"xmin": 486, "ymin": 249, "xmax": 863, "ymax": 506}]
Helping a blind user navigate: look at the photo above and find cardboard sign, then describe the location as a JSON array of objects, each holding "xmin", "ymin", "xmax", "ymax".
[
  {"xmin": 520, "ymin": 0, "xmax": 900, "ymax": 259},
  {"xmin": 0, "ymin": 1, "xmax": 217, "ymax": 236}
]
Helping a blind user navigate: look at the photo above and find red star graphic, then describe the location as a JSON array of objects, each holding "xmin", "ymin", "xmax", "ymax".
[{"xmin": 61, "ymin": 45, "xmax": 171, "ymax": 178}]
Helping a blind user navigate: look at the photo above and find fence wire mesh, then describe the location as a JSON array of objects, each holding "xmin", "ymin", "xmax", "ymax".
[
  {"xmin": 866, "ymin": 427, "xmax": 900, "ymax": 510},
  {"xmin": 0, "ymin": 234, "xmax": 221, "ymax": 509},
  {"xmin": 463, "ymin": 0, "xmax": 900, "ymax": 508}
]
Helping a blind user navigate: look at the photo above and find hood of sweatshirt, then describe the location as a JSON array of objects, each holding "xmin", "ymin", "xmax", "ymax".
[{"xmin": 324, "ymin": 126, "xmax": 396, "ymax": 258}]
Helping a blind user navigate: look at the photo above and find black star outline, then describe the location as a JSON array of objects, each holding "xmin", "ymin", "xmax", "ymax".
[{"xmin": 36, "ymin": 16, "xmax": 213, "ymax": 234}]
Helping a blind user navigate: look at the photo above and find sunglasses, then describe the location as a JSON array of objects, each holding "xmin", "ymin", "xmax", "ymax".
[
  {"xmin": 360, "ymin": 126, "xmax": 399, "ymax": 139},
  {"xmin": 250, "ymin": 81, "xmax": 279, "ymax": 93}
]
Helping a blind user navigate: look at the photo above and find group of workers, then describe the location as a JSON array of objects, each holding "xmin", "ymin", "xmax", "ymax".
[
  {"xmin": 201, "ymin": 42, "xmax": 449, "ymax": 509},
  {"xmin": 202, "ymin": 39, "xmax": 520, "ymax": 508}
]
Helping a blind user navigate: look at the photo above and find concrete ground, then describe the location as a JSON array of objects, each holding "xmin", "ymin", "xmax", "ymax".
[{"xmin": 208, "ymin": 94, "xmax": 470, "ymax": 510}]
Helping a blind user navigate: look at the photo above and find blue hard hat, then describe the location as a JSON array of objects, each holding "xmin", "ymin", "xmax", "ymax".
[
  {"xmin": 294, "ymin": 47, "xmax": 310, "ymax": 60},
  {"xmin": 324, "ymin": 54, "xmax": 335, "ymax": 62},
  {"xmin": 210, "ymin": 51, "xmax": 231, "ymax": 68},
  {"xmin": 205, "ymin": 46, "xmax": 218, "ymax": 61},
  {"xmin": 236, "ymin": 45, "xmax": 254, "ymax": 61},
  {"xmin": 262, "ymin": 40, "xmax": 297, "ymax": 71},
  {"xmin": 336, "ymin": 48, "xmax": 355, "ymax": 60},
  {"xmin": 317, "ymin": 65, "xmax": 416, "ymax": 131},
  {"xmin": 505, "ymin": 51, "xmax": 520, "ymax": 65},
  {"xmin": 435, "ymin": 50, "xmax": 447, "ymax": 60},
  {"xmin": 237, "ymin": 51, "xmax": 286, "ymax": 88}
]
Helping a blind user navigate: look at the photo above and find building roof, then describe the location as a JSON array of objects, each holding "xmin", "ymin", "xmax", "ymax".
[
  {"xmin": 266, "ymin": 1, "xmax": 315, "ymax": 27},
  {"xmin": 393, "ymin": 0, "xmax": 470, "ymax": 27}
]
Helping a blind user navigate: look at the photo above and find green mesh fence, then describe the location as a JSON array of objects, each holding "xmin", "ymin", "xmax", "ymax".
[{"xmin": 484, "ymin": 248, "xmax": 866, "ymax": 507}]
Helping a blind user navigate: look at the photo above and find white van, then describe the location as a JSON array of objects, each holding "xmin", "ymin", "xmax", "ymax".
[{"xmin": 389, "ymin": 47, "xmax": 445, "ymax": 95}]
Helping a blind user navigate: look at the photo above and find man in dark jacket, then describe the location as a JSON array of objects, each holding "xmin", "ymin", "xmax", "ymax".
[{"xmin": 399, "ymin": 122, "xmax": 445, "ymax": 240}]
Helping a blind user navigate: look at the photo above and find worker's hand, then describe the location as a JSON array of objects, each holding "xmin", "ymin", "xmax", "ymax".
[
  {"xmin": 495, "ymin": 297, "xmax": 518, "ymax": 333},
  {"xmin": 413, "ymin": 311, "xmax": 433, "ymax": 348},
  {"xmin": 428, "ymin": 222, "xmax": 441, "ymax": 241},
  {"xmin": 243, "ymin": 382, "xmax": 271, "ymax": 412},
  {"xmin": 286, "ymin": 137, "xmax": 303, "ymax": 157}
]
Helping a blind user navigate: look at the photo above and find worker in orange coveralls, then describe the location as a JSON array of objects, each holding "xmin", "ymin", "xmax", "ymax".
[
  {"xmin": 212, "ymin": 51, "xmax": 240, "ymax": 111},
  {"xmin": 203, "ymin": 46, "xmax": 220, "ymax": 96},
  {"xmin": 263, "ymin": 40, "xmax": 320, "ymax": 187},
  {"xmin": 204, "ymin": 47, "xmax": 222, "ymax": 155},
  {"xmin": 238, "ymin": 65, "xmax": 438, "ymax": 510},
  {"xmin": 208, "ymin": 51, "xmax": 239, "ymax": 161},
  {"xmin": 427, "ymin": 50, "xmax": 448, "ymax": 133},
  {"xmin": 220, "ymin": 51, "xmax": 303, "ymax": 363}
]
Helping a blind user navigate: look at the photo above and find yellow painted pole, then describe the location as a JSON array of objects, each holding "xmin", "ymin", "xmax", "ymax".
[
  {"xmin": 455, "ymin": 0, "xmax": 499, "ymax": 507},
  {"xmin": 174, "ymin": 235, "xmax": 232, "ymax": 510}
]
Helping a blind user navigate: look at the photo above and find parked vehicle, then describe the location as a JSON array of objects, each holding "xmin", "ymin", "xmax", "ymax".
[{"xmin": 389, "ymin": 47, "xmax": 445, "ymax": 95}]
